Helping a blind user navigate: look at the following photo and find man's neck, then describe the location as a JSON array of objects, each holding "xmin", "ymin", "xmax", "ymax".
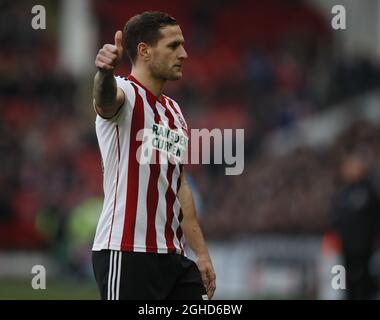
[{"xmin": 130, "ymin": 69, "xmax": 165, "ymax": 98}]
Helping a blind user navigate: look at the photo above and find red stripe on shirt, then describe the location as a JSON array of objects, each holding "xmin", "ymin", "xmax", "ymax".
[
  {"xmin": 145, "ymin": 90, "xmax": 161, "ymax": 253},
  {"xmin": 175, "ymin": 165, "xmax": 185, "ymax": 255},
  {"xmin": 121, "ymin": 83, "xmax": 145, "ymax": 250},
  {"xmin": 162, "ymin": 97, "xmax": 176, "ymax": 129},
  {"xmin": 164, "ymin": 163, "xmax": 176, "ymax": 253},
  {"xmin": 107, "ymin": 124, "xmax": 120, "ymax": 249},
  {"xmin": 162, "ymin": 97, "xmax": 183, "ymax": 253},
  {"xmin": 166, "ymin": 96, "xmax": 180, "ymax": 115},
  {"xmin": 145, "ymin": 153, "xmax": 160, "ymax": 252},
  {"xmin": 167, "ymin": 98, "xmax": 188, "ymax": 135},
  {"xmin": 176, "ymin": 209, "xmax": 184, "ymax": 255}
]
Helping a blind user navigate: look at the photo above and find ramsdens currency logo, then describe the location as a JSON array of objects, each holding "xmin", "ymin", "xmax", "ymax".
[
  {"xmin": 151, "ymin": 123, "xmax": 188, "ymax": 161},
  {"xmin": 136, "ymin": 124, "xmax": 188, "ymax": 165}
]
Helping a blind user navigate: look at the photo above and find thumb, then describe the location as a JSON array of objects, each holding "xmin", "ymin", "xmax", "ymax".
[{"xmin": 114, "ymin": 30, "xmax": 123, "ymax": 54}]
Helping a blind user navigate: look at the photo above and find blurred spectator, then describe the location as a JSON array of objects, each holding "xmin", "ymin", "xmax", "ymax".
[{"xmin": 332, "ymin": 153, "xmax": 380, "ymax": 299}]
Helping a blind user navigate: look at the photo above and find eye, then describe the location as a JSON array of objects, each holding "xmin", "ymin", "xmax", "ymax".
[{"xmin": 168, "ymin": 42, "xmax": 180, "ymax": 50}]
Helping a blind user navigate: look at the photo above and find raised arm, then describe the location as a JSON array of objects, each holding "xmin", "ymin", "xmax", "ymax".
[
  {"xmin": 93, "ymin": 30, "xmax": 125, "ymax": 119},
  {"xmin": 178, "ymin": 170, "xmax": 216, "ymax": 299}
]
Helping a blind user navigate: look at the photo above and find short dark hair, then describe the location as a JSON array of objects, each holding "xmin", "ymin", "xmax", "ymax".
[{"xmin": 123, "ymin": 11, "xmax": 178, "ymax": 64}]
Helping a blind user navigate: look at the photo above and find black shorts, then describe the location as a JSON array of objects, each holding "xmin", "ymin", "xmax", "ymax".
[{"xmin": 92, "ymin": 250, "xmax": 207, "ymax": 300}]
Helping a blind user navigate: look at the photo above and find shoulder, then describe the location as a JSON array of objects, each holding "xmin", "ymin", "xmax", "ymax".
[
  {"xmin": 115, "ymin": 75, "xmax": 136, "ymax": 108},
  {"xmin": 115, "ymin": 75, "xmax": 134, "ymax": 95},
  {"xmin": 163, "ymin": 95, "xmax": 188, "ymax": 130},
  {"xmin": 164, "ymin": 94, "xmax": 179, "ymax": 107},
  {"xmin": 163, "ymin": 95, "xmax": 183, "ymax": 115},
  {"xmin": 95, "ymin": 76, "xmax": 136, "ymax": 123}
]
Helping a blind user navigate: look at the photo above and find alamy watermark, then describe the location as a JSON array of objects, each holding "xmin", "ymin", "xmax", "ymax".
[
  {"xmin": 31, "ymin": 4, "xmax": 347, "ymax": 32},
  {"xmin": 31, "ymin": 5, "xmax": 46, "ymax": 30},
  {"xmin": 135, "ymin": 127, "xmax": 245, "ymax": 175},
  {"xmin": 31, "ymin": 265, "xmax": 46, "ymax": 290},
  {"xmin": 331, "ymin": 5, "xmax": 346, "ymax": 30},
  {"xmin": 331, "ymin": 265, "xmax": 346, "ymax": 290}
]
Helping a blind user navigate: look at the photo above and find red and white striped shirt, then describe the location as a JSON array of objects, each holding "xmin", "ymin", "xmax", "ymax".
[{"xmin": 92, "ymin": 75, "xmax": 189, "ymax": 255}]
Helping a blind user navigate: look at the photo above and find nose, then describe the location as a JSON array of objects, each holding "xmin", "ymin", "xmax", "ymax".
[{"xmin": 179, "ymin": 46, "xmax": 188, "ymax": 60}]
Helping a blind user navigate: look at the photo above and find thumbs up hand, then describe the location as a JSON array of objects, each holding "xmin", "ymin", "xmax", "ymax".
[{"xmin": 95, "ymin": 30, "xmax": 124, "ymax": 72}]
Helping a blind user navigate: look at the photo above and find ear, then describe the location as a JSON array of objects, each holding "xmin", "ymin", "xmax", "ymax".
[{"xmin": 137, "ymin": 42, "xmax": 151, "ymax": 62}]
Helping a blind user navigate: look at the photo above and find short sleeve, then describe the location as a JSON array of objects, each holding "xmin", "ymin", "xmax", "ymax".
[
  {"xmin": 115, "ymin": 76, "xmax": 136, "ymax": 111},
  {"xmin": 94, "ymin": 76, "xmax": 136, "ymax": 122}
]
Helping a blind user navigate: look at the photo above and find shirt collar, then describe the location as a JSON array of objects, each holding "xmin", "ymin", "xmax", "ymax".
[{"xmin": 127, "ymin": 74, "xmax": 164, "ymax": 104}]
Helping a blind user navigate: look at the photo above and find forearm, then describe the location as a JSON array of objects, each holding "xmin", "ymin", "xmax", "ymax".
[
  {"xmin": 179, "ymin": 180, "xmax": 209, "ymax": 258},
  {"xmin": 93, "ymin": 70, "xmax": 118, "ymax": 110},
  {"xmin": 183, "ymin": 214, "xmax": 209, "ymax": 257},
  {"xmin": 179, "ymin": 175, "xmax": 216, "ymax": 299}
]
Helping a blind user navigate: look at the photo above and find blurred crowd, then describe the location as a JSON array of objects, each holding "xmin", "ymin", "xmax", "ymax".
[
  {"xmin": 199, "ymin": 121, "xmax": 380, "ymax": 238},
  {"xmin": 0, "ymin": 0, "xmax": 100, "ymax": 252},
  {"xmin": 1, "ymin": 0, "xmax": 380, "ymax": 260}
]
